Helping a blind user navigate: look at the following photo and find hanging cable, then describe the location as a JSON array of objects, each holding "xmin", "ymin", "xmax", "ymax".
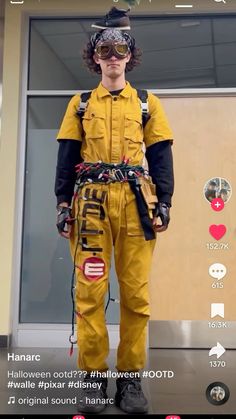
[{"xmin": 69, "ymin": 193, "xmax": 81, "ymax": 356}]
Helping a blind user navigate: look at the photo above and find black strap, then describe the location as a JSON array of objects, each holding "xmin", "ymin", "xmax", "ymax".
[
  {"xmin": 128, "ymin": 178, "xmax": 155, "ymax": 241},
  {"xmin": 76, "ymin": 91, "xmax": 92, "ymax": 118},
  {"xmin": 136, "ymin": 89, "xmax": 150, "ymax": 128}
]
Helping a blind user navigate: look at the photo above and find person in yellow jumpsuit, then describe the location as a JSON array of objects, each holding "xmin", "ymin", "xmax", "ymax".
[{"xmin": 55, "ymin": 12, "xmax": 174, "ymax": 415}]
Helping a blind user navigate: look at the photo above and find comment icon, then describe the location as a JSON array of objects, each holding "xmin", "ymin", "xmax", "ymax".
[{"xmin": 209, "ymin": 263, "xmax": 226, "ymax": 281}]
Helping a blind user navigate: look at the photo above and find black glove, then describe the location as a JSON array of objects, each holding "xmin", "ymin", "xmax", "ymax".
[
  {"xmin": 153, "ymin": 202, "xmax": 170, "ymax": 227},
  {"xmin": 56, "ymin": 206, "xmax": 74, "ymax": 234}
]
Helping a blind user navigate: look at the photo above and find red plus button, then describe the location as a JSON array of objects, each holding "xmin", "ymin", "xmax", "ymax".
[{"xmin": 211, "ymin": 198, "xmax": 224, "ymax": 212}]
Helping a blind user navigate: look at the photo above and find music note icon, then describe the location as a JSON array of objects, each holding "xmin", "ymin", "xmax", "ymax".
[{"xmin": 7, "ymin": 396, "xmax": 15, "ymax": 404}]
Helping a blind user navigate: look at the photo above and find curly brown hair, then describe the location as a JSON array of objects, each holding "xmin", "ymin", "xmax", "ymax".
[{"xmin": 82, "ymin": 40, "xmax": 142, "ymax": 74}]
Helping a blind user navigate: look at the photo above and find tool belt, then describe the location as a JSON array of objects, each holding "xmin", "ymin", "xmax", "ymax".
[{"xmin": 75, "ymin": 162, "xmax": 157, "ymax": 241}]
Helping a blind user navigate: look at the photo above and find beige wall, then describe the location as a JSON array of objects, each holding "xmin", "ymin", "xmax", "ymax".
[
  {"xmin": 0, "ymin": 2, "xmax": 4, "ymax": 140},
  {"xmin": 1, "ymin": 0, "xmax": 236, "ymax": 336},
  {"xmin": 0, "ymin": 3, "xmax": 23, "ymax": 335},
  {"xmin": 150, "ymin": 97, "xmax": 236, "ymax": 321}
]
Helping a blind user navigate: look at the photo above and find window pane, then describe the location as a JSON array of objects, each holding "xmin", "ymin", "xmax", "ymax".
[
  {"xmin": 28, "ymin": 16, "xmax": 236, "ymax": 90},
  {"xmin": 20, "ymin": 97, "xmax": 119, "ymax": 324},
  {"xmin": 28, "ymin": 19, "xmax": 100, "ymax": 90}
]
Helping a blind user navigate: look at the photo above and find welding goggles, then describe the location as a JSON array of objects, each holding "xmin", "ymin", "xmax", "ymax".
[{"xmin": 94, "ymin": 42, "xmax": 130, "ymax": 60}]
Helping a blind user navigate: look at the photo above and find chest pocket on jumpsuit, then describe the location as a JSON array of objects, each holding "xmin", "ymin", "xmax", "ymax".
[
  {"xmin": 82, "ymin": 107, "xmax": 106, "ymax": 140},
  {"xmin": 82, "ymin": 107, "xmax": 106, "ymax": 161},
  {"xmin": 124, "ymin": 113, "xmax": 143, "ymax": 163}
]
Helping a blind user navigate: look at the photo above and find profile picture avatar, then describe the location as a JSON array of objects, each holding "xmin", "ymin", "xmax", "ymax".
[{"xmin": 204, "ymin": 177, "xmax": 232, "ymax": 203}]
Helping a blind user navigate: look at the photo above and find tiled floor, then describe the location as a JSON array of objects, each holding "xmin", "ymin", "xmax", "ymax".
[{"xmin": 0, "ymin": 348, "xmax": 235, "ymax": 415}]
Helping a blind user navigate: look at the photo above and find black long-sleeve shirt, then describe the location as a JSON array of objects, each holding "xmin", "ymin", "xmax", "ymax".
[
  {"xmin": 55, "ymin": 139, "xmax": 174, "ymax": 206},
  {"xmin": 55, "ymin": 140, "xmax": 82, "ymax": 205},
  {"xmin": 145, "ymin": 140, "xmax": 174, "ymax": 206}
]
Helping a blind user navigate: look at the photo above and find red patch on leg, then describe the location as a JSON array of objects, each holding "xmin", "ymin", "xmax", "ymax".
[{"xmin": 81, "ymin": 257, "xmax": 105, "ymax": 281}]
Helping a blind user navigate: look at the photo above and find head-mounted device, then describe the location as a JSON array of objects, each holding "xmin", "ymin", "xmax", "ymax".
[{"xmin": 94, "ymin": 41, "xmax": 130, "ymax": 59}]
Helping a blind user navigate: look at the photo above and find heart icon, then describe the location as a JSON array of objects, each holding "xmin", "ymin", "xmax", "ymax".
[{"xmin": 209, "ymin": 224, "xmax": 226, "ymax": 241}]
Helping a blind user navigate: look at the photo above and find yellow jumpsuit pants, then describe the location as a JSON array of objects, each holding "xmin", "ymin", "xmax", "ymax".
[{"xmin": 70, "ymin": 181, "xmax": 156, "ymax": 372}]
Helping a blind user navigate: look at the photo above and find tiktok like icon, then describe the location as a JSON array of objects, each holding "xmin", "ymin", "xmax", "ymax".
[{"xmin": 209, "ymin": 224, "xmax": 226, "ymax": 241}]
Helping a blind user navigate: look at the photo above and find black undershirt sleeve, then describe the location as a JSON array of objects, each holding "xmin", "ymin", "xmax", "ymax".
[
  {"xmin": 54, "ymin": 139, "xmax": 83, "ymax": 206},
  {"xmin": 145, "ymin": 140, "xmax": 174, "ymax": 206}
]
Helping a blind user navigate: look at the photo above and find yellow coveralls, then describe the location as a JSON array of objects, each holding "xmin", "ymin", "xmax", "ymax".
[{"xmin": 57, "ymin": 82, "xmax": 173, "ymax": 372}]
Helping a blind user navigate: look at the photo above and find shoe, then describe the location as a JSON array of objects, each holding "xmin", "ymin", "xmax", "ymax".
[
  {"xmin": 115, "ymin": 377, "xmax": 149, "ymax": 413},
  {"xmin": 77, "ymin": 373, "xmax": 108, "ymax": 413},
  {"xmin": 91, "ymin": 7, "xmax": 131, "ymax": 30}
]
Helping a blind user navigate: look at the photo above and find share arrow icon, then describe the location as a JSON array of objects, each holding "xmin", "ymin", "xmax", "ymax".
[{"xmin": 209, "ymin": 342, "xmax": 226, "ymax": 359}]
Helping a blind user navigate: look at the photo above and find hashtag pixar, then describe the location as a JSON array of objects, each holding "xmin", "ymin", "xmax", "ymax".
[{"xmin": 37, "ymin": 381, "xmax": 66, "ymax": 389}]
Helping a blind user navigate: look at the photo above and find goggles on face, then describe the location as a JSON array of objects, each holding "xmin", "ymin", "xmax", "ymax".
[{"xmin": 94, "ymin": 42, "xmax": 130, "ymax": 59}]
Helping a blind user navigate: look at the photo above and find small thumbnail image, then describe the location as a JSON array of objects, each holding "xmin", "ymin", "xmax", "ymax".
[
  {"xmin": 204, "ymin": 177, "xmax": 232, "ymax": 203},
  {"xmin": 210, "ymin": 386, "xmax": 225, "ymax": 402}
]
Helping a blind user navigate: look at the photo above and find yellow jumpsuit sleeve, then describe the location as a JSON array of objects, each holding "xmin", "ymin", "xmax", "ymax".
[
  {"xmin": 144, "ymin": 92, "xmax": 174, "ymax": 147},
  {"xmin": 57, "ymin": 94, "xmax": 83, "ymax": 141}
]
